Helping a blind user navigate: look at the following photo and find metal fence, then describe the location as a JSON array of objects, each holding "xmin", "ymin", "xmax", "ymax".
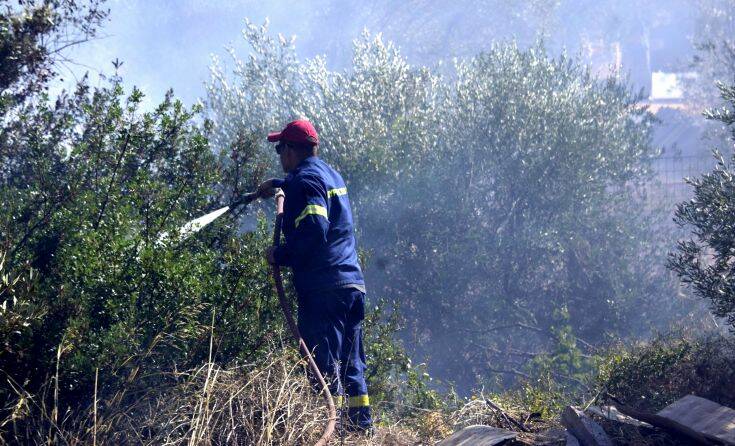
[{"xmin": 647, "ymin": 155, "xmax": 715, "ymax": 206}]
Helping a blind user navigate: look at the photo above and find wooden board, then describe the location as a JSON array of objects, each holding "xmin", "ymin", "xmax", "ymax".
[
  {"xmin": 561, "ymin": 406, "xmax": 613, "ymax": 446},
  {"xmin": 436, "ymin": 425, "xmax": 517, "ymax": 446},
  {"xmin": 657, "ymin": 395, "xmax": 735, "ymax": 445}
]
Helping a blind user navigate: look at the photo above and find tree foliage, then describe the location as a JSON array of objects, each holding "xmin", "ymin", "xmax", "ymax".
[
  {"xmin": 207, "ymin": 22, "xmax": 689, "ymax": 391},
  {"xmin": 0, "ymin": 0, "xmax": 108, "ymax": 107},
  {"xmin": 0, "ymin": 5, "xmax": 279, "ymax": 419},
  {"xmin": 688, "ymin": 0, "xmax": 735, "ymax": 109},
  {"xmin": 669, "ymin": 83, "xmax": 735, "ymax": 328},
  {"xmin": 0, "ymin": 77, "xmax": 287, "ymax": 413}
]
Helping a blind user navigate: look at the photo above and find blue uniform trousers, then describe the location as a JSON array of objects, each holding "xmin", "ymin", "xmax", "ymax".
[{"xmin": 297, "ymin": 287, "xmax": 372, "ymax": 429}]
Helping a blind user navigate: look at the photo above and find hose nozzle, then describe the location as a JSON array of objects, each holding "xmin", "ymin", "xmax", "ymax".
[{"xmin": 230, "ymin": 191, "xmax": 260, "ymax": 208}]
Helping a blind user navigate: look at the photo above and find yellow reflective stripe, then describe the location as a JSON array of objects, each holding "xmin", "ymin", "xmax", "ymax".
[
  {"xmin": 327, "ymin": 187, "xmax": 347, "ymax": 198},
  {"xmin": 348, "ymin": 395, "xmax": 370, "ymax": 408},
  {"xmin": 294, "ymin": 204, "xmax": 328, "ymax": 228},
  {"xmin": 333, "ymin": 394, "xmax": 369, "ymax": 407}
]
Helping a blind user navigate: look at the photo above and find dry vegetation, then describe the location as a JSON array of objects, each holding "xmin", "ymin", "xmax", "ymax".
[
  {"xmin": 1, "ymin": 345, "xmax": 562, "ymax": 445},
  {"xmin": 1, "ymin": 346, "xmax": 419, "ymax": 445},
  {"xmin": 4, "ymin": 331, "xmax": 735, "ymax": 445}
]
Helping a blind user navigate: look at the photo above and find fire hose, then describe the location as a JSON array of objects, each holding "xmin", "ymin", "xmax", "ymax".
[{"xmin": 271, "ymin": 190, "xmax": 337, "ymax": 446}]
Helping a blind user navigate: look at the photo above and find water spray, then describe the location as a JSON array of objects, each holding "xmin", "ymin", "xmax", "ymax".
[{"xmin": 158, "ymin": 192, "xmax": 259, "ymax": 244}]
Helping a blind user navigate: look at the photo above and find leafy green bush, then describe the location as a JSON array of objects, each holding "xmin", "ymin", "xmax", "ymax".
[
  {"xmin": 595, "ymin": 334, "xmax": 735, "ymax": 411},
  {"xmin": 0, "ymin": 78, "xmax": 284, "ymax": 421}
]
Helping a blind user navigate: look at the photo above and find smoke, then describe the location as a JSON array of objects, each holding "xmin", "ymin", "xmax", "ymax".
[
  {"xmin": 57, "ymin": 0, "xmax": 729, "ymax": 393},
  {"xmin": 59, "ymin": 0, "xmax": 699, "ymax": 106}
]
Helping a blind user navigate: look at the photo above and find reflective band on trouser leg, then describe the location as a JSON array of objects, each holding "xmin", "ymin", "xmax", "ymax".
[
  {"xmin": 294, "ymin": 204, "xmax": 328, "ymax": 228},
  {"xmin": 334, "ymin": 395, "xmax": 344, "ymax": 407},
  {"xmin": 348, "ymin": 394, "xmax": 370, "ymax": 408},
  {"xmin": 327, "ymin": 187, "xmax": 347, "ymax": 198}
]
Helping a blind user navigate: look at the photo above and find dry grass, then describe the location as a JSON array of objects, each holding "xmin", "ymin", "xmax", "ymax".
[
  {"xmin": 1, "ymin": 347, "xmax": 423, "ymax": 446},
  {"xmin": 114, "ymin": 352, "xmax": 324, "ymax": 445},
  {"xmin": 0, "ymin": 356, "xmax": 575, "ymax": 446},
  {"xmin": 2, "ymin": 339, "xmax": 570, "ymax": 446},
  {"xmin": 7, "ymin": 334, "xmax": 734, "ymax": 445}
]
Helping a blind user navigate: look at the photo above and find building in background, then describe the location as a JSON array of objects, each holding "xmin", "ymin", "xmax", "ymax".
[{"xmin": 578, "ymin": 4, "xmax": 711, "ymax": 208}]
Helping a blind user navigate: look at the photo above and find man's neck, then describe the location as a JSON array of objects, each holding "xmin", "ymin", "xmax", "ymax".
[
  {"xmin": 297, "ymin": 154, "xmax": 312, "ymax": 164},
  {"xmin": 287, "ymin": 154, "xmax": 316, "ymax": 173}
]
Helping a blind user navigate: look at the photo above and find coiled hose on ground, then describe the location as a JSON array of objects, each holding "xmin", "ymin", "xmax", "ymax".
[{"xmin": 271, "ymin": 191, "xmax": 337, "ymax": 446}]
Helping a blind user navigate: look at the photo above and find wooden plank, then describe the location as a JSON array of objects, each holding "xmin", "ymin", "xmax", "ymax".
[
  {"xmin": 561, "ymin": 406, "xmax": 613, "ymax": 446},
  {"xmin": 615, "ymin": 402, "xmax": 716, "ymax": 445},
  {"xmin": 436, "ymin": 425, "xmax": 517, "ymax": 446},
  {"xmin": 657, "ymin": 395, "xmax": 735, "ymax": 445}
]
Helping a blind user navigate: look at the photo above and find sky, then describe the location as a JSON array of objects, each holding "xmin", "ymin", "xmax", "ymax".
[
  {"xmin": 61, "ymin": 0, "xmax": 336, "ymax": 106},
  {"xmin": 58, "ymin": 0, "xmax": 698, "ymax": 109}
]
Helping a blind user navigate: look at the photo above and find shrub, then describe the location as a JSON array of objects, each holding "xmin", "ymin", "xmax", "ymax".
[{"xmin": 595, "ymin": 333, "xmax": 735, "ymax": 412}]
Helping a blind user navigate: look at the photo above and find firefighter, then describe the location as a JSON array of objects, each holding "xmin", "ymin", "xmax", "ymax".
[{"xmin": 257, "ymin": 119, "xmax": 373, "ymax": 432}]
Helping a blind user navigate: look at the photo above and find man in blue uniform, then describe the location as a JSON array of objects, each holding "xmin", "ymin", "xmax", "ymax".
[{"xmin": 257, "ymin": 119, "xmax": 372, "ymax": 432}]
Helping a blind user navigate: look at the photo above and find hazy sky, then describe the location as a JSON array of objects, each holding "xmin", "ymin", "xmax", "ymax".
[
  {"xmin": 59, "ymin": 0, "xmax": 698, "ymax": 108},
  {"xmin": 61, "ymin": 0, "xmax": 338, "ymax": 106}
]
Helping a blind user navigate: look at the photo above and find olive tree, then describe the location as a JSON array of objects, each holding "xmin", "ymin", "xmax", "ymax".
[
  {"xmin": 669, "ymin": 83, "xmax": 735, "ymax": 328},
  {"xmin": 372, "ymin": 46, "xmax": 676, "ymax": 389},
  {"xmin": 206, "ymin": 20, "xmax": 440, "ymax": 197},
  {"xmin": 207, "ymin": 22, "xmax": 690, "ymax": 391}
]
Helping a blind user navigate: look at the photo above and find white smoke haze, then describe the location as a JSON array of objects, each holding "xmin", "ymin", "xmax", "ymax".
[
  {"xmin": 57, "ymin": 0, "xmax": 733, "ymax": 392},
  {"xmin": 203, "ymin": 15, "xmax": 722, "ymax": 391},
  {"xmin": 61, "ymin": 0, "xmax": 699, "ymax": 105}
]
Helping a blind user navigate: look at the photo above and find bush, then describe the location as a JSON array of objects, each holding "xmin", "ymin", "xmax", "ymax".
[
  {"xmin": 0, "ymin": 79, "xmax": 291, "ymax": 436},
  {"xmin": 595, "ymin": 333, "xmax": 735, "ymax": 412}
]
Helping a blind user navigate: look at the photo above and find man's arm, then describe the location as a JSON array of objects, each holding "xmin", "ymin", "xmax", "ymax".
[
  {"xmin": 257, "ymin": 178, "xmax": 280, "ymax": 198},
  {"xmin": 272, "ymin": 176, "xmax": 329, "ymax": 266}
]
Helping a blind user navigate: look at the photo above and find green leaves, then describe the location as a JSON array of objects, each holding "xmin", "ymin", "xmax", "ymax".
[
  {"xmin": 206, "ymin": 24, "xmax": 679, "ymax": 391},
  {"xmin": 669, "ymin": 86, "xmax": 735, "ymax": 327},
  {"xmin": 0, "ymin": 76, "xmax": 288, "ymax": 416}
]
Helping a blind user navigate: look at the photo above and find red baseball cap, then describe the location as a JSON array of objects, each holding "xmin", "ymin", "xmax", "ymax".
[{"xmin": 267, "ymin": 119, "xmax": 319, "ymax": 145}]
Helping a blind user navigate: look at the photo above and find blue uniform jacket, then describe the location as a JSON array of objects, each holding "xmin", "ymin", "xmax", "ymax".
[{"xmin": 271, "ymin": 156, "xmax": 365, "ymax": 294}]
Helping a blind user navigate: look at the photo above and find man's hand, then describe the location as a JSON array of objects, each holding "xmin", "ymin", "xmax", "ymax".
[
  {"xmin": 265, "ymin": 246, "xmax": 277, "ymax": 265},
  {"xmin": 257, "ymin": 179, "xmax": 277, "ymax": 198}
]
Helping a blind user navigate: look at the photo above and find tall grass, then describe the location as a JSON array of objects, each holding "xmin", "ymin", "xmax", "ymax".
[{"xmin": 1, "ymin": 346, "xmax": 421, "ymax": 445}]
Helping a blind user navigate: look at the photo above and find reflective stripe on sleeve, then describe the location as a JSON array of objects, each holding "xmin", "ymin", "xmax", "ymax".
[
  {"xmin": 327, "ymin": 187, "xmax": 347, "ymax": 198},
  {"xmin": 294, "ymin": 204, "xmax": 328, "ymax": 228},
  {"xmin": 348, "ymin": 394, "xmax": 370, "ymax": 408}
]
